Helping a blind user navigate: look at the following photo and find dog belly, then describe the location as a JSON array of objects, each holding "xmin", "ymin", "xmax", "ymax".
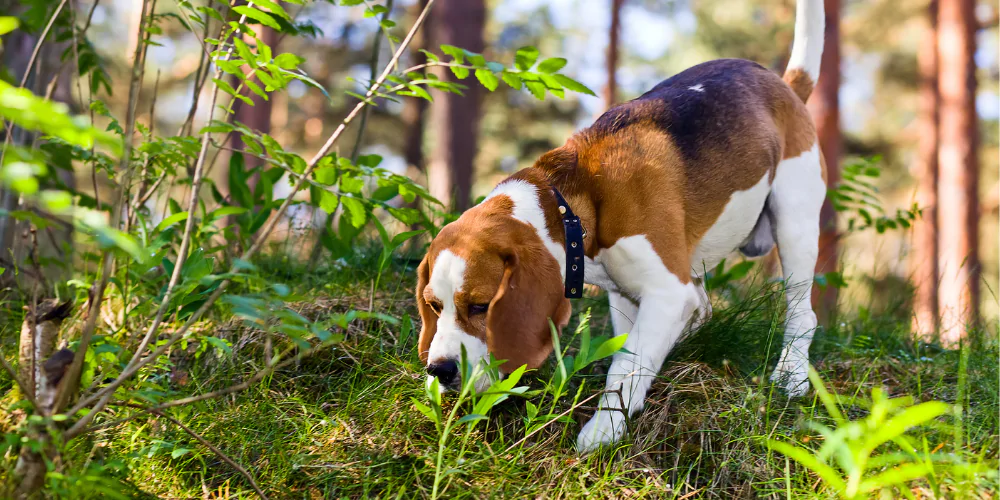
[{"xmin": 691, "ymin": 172, "xmax": 771, "ymax": 276}]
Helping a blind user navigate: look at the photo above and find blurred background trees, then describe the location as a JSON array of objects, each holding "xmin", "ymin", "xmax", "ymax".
[{"xmin": 2, "ymin": 0, "xmax": 996, "ymax": 333}]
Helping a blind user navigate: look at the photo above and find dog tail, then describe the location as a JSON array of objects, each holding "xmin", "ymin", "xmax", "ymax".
[{"xmin": 783, "ymin": 0, "xmax": 825, "ymax": 102}]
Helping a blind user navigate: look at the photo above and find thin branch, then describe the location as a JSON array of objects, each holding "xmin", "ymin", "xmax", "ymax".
[
  {"xmin": 66, "ymin": 0, "xmax": 437, "ymax": 438},
  {"xmin": 52, "ymin": 0, "xmax": 154, "ymax": 414},
  {"xmin": 0, "ymin": 348, "xmax": 41, "ymax": 412},
  {"xmin": 119, "ymin": 0, "xmax": 256, "ymax": 386},
  {"xmin": 127, "ymin": 404, "xmax": 269, "ymax": 499}
]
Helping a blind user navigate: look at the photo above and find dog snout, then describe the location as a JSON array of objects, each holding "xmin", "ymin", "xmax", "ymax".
[{"xmin": 426, "ymin": 359, "xmax": 459, "ymax": 386}]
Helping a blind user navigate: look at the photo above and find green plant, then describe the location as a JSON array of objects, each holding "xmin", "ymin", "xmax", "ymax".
[
  {"xmin": 766, "ymin": 366, "xmax": 988, "ymax": 499},
  {"xmin": 412, "ymin": 309, "xmax": 626, "ymax": 499},
  {"xmin": 829, "ymin": 156, "xmax": 920, "ymax": 234}
]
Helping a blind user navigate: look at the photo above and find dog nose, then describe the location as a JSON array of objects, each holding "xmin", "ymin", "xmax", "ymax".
[{"xmin": 427, "ymin": 360, "xmax": 459, "ymax": 385}]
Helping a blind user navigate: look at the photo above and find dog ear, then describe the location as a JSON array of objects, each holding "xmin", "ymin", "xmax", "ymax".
[
  {"xmin": 486, "ymin": 248, "xmax": 571, "ymax": 371},
  {"xmin": 415, "ymin": 254, "xmax": 437, "ymax": 364}
]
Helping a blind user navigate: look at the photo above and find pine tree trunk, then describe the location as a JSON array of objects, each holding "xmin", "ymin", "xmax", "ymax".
[
  {"xmin": 936, "ymin": 0, "xmax": 979, "ymax": 343},
  {"xmin": 911, "ymin": 0, "xmax": 940, "ymax": 337},
  {"xmin": 402, "ymin": 0, "xmax": 430, "ymax": 176},
  {"xmin": 807, "ymin": 0, "xmax": 840, "ymax": 318},
  {"xmin": 427, "ymin": 0, "xmax": 485, "ymax": 212},
  {"xmin": 603, "ymin": 0, "xmax": 623, "ymax": 110}
]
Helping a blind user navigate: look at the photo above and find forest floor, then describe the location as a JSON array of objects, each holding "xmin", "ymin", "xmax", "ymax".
[{"xmin": 4, "ymin": 246, "xmax": 999, "ymax": 499}]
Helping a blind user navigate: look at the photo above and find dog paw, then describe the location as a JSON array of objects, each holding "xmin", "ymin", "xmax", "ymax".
[
  {"xmin": 576, "ymin": 410, "xmax": 625, "ymax": 453},
  {"xmin": 770, "ymin": 358, "xmax": 810, "ymax": 397}
]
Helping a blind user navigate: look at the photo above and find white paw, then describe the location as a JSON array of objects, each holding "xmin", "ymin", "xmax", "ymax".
[
  {"xmin": 770, "ymin": 357, "xmax": 810, "ymax": 397},
  {"xmin": 576, "ymin": 410, "xmax": 626, "ymax": 453}
]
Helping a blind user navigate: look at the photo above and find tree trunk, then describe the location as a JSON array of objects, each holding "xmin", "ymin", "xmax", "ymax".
[
  {"xmin": 936, "ymin": 0, "xmax": 979, "ymax": 343},
  {"xmin": 911, "ymin": 0, "xmax": 940, "ymax": 337},
  {"xmin": 403, "ymin": 0, "xmax": 430, "ymax": 175},
  {"xmin": 427, "ymin": 0, "xmax": 485, "ymax": 212},
  {"xmin": 807, "ymin": 0, "xmax": 840, "ymax": 319},
  {"xmin": 603, "ymin": 0, "xmax": 624, "ymax": 110},
  {"xmin": 228, "ymin": 26, "xmax": 277, "ymax": 200}
]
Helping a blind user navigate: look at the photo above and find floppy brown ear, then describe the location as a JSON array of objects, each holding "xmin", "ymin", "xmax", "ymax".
[
  {"xmin": 486, "ymin": 250, "xmax": 571, "ymax": 371},
  {"xmin": 416, "ymin": 254, "xmax": 437, "ymax": 364}
]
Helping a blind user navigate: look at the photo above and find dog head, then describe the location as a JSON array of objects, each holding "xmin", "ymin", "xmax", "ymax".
[{"xmin": 416, "ymin": 184, "xmax": 572, "ymax": 391}]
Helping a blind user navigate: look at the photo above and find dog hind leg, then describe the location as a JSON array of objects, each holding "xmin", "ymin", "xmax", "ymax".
[{"xmin": 768, "ymin": 144, "xmax": 825, "ymax": 396}]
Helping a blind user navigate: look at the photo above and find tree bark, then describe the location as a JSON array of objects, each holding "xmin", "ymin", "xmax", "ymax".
[
  {"xmin": 603, "ymin": 0, "xmax": 624, "ymax": 110},
  {"xmin": 807, "ymin": 0, "xmax": 840, "ymax": 319},
  {"xmin": 402, "ymin": 0, "xmax": 430, "ymax": 175},
  {"xmin": 427, "ymin": 0, "xmax": 485, "ymax": 212},
  {"xmin": 936, "ymin": 0, "xmax": 979, "ymax": 343},
  {"xmin": 911, "ymin": 0, "xmax": 940, "ymax": 337},
  {"xmin": 228, "ymin": 26, "xmax": 277, "ymax": 199}
]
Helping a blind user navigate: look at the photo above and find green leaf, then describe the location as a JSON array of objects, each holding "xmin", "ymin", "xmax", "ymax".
[
  {"xmin": 590, "ymin": 334, "xmax": 627, "ymax": 362},
  {"xmin": 537, "ymin": 57, "xmax": 567, "ymax": 74},
  {"xmin": 500, "ymin": 71, "xmax": 522, "ymax": 90},
  {"xmin": 727, "ymin": 260, "xmax": 755, "ymax": 281},
  {"xmin": 552, "ymin": 74, "xmax": 596, "ymax": 96},
  {"xmin": 155, "ymin": 211, "xmax": 190, "ymax": 232},
  {"xmin": 859, "ymin": 463, "xmax": 934, "ymax": 493},
  {"xmin": 171, "ymin": 447, "xmax": 191, "ymax": 459},
  {"xmin": 274, "ymin": 52, "xmax": 304, "ymax": 70},
  {"xmin": 0, "ymin": 16, "xmax": 19, "ymax": 36},
  {"xmin": 457, "ymin": 414, "xmax": 488, "ymax": 424},
  {"xmin": 340, "ymin": 196, "xmax": 367, "ymax": 228},
  {"xmin": 766, "ymin": 440, "xmax": 847, "ymax": 494},
  {"xmin": 514, "ymin": 46, "xmax": 539, "ymax": 70},
  {"xmin": 525, "ymin": 81, "xmax": 546, "ymax": 100},
  {"xmin": 232, "ymin": 5, "xmax": 281, "ymax": 29},
  {"xmin": 317, "ymin": 190, "xmax": 338, "ymax": 213},
  {"xmin": 475, "ymin": 69, "xmax": 499, "ymax": 91}
]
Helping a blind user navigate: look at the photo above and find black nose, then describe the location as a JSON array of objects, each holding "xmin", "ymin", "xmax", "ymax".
[{"xmin": 427, "ymin": 360, "xmax": 459, "ymax": 385}]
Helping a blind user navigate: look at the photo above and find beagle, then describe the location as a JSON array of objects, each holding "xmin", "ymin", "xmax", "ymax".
[{"xmin": 416, "ymin": 0, "xmax": 826, "ymax": 452}]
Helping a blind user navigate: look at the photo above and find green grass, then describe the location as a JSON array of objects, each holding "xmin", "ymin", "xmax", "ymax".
[{"xmin": 3, "ymin": 249, "xmax": 998, "ymax": 498}]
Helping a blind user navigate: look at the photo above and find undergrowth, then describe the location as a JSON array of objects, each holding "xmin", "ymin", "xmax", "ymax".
[{"xmin": 4, "ymin": 246, "xmax": 994, "ymax": 499}]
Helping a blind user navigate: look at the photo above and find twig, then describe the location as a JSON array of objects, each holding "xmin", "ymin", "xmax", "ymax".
[
  {"xmin": 66, "ymin": 0, "xmax": 437, "ymax": 438},
  {"xmin": 52, "ymin": 0, "xmax": 154, "ymax": 414},
  {"xmin": 127, "ymin": 404, "xmax": 269, "ymax": 499},
  {"xmin": 0, "ymin": 348, "xmax": 41, "ymax": 412},
  {"xmin": 120, "ymin": 0, "xmax": 256, "ymax": 383}
]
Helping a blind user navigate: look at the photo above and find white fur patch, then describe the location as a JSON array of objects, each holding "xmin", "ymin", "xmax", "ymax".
[
  {"xmin": 577, "ymin": 235, "xmax": 700, "ymax": 451},
  {"xmin": 484, "ymin": 180, "xmax": 566, "ymax": 280},
  {"xmin": 688, "ymin": 84, "xmax": 705, "ymax": 92},
  {"xmin": 691, "ymin": 172, "xmax": 772, "ymax": 275},
  {"xmin": 426, "ymin": 250, "xmax": 490, "ymax": 390}
]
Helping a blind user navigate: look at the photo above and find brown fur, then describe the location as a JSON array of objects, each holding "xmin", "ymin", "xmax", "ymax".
[{"xmin": 416, "ymin": 196, "xmax": 571, "ymax": 370}]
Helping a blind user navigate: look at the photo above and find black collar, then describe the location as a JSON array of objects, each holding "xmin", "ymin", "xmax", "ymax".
[{"xmin": 550, "ymin": 187, "xmax": 585, "ymax": 299}]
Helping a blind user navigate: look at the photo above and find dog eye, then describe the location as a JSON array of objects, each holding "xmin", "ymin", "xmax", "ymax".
[
  {"xmin": 427, "ymin": 300, "xmax": 443, "ymax": 316},
  {"xmin": 468, "ymin": 303, "xmax": 489, "ymax": 316}
]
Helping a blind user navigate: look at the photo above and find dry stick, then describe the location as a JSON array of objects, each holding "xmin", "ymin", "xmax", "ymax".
[
  {"xmin": 119, "ymin": 0, "xmax": 255, "ymax": 388},
  {"xmin": 52, "ymin": 0, "xmax": 153, "ymax": 414},
  {"xmin": 65, "ymin": 0, "xmax": 437, "ymax": 439},
  {"xmin": 0, "ymin": 349, "xmax": 41, "ymax": 411},
  {"xmin": 127, "ymin": 405, "xmax": 269, "ymax": 499},
  {"xmin": 126, "ymin": 70, "xmax": 162, "ymax": 233}
]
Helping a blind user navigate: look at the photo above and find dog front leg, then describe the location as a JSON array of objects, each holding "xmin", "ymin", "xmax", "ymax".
[{"xmin": 576, "ymin": 285, "xmax": 698, "ymax": 452}]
